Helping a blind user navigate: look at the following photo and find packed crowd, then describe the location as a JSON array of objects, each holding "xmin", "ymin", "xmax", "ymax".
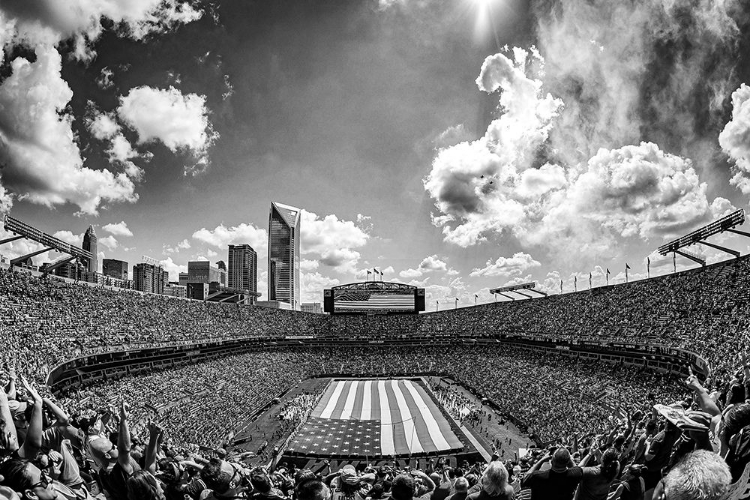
[
  {"xmin": 47, "ymin": 345, "xmax": 685, "ymax": 446},
  {"xmin": 3, "ymin": 256, "xmax": 750, "ymax": 382},
  {"xmin": 1, "ymin": 256, "xmax": 750, "ymax": 498},
  {"xmin": 1, "ymin": 355, "xmax": 749, "ymax": 500}
]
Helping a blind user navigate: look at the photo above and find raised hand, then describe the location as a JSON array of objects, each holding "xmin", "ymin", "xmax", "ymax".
[
  {"xmin": 20, "ymin": 376, "xmax": 41, "ymax": 404},
  {"xmin": 120, "ymin": 400, "xmax": 130, "ymax": 421}
]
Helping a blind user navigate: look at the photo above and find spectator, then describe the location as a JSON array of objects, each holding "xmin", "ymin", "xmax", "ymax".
[
  {"xmin": 465, "ymin": 462, "xmax": 513, "ymax": 500},
  {"xmin": 653, "ymin": 450, "xmax": 731, "ymax": 500}
]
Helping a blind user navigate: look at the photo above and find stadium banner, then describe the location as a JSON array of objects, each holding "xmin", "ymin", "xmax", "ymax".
[{"xmin": 288, "ymin": 379, "xmax": 462, "ymax": 456}]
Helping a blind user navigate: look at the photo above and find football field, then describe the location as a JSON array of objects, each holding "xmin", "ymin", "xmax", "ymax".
[{"xmin": 287, "ymin": 378, "xmax": 463, "ymax": 456}]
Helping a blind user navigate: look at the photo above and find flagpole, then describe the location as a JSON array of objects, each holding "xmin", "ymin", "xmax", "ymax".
[{"xmin": 647, "ymin": 257, "xmax": 650, "ymax": 278}]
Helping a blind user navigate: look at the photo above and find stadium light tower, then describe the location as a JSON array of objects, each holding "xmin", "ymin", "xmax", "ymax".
[
  {"xmin": 658, "ymin": 209, "xmax": 747, "ymax": 267},
  {"xmin": 489, "ymin": 282, "xmax": 547, "ymax": 300}
]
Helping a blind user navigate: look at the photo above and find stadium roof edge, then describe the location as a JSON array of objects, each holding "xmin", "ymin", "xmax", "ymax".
[{"xmin": 330, "ymin": 281, "xmax": 417, "ymax": 291}]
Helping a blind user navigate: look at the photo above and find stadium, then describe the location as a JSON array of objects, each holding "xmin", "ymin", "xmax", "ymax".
[
  {"xmin": 1, "ymin": 1, "xmax": 750, "ymax": 496},
  {"xmin": 0, "ymin": 209, "xmax": 748, "ymax": 500}
]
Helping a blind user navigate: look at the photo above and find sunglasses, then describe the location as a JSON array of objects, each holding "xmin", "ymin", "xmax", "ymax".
[{"xmin": 30, "ymin": 471, "xmax": 52, "ymax": 490}]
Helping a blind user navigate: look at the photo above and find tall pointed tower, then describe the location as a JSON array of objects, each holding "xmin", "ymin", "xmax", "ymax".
[
  {"xmin": 82, "ymin": 225, "xmax": 98, "ymax": 273},
  {"xmin": 268, "ymin": 202, "xmax": 301, "ymax": 310}
]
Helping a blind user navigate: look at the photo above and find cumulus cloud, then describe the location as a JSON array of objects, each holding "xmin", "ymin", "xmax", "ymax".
[
  {"xmin": 425, "ymin": 48, "xmax": 723, "ymax": 260},
  {"xmin": 470, "ymin": 252, "xmax": 541, "ymax": 277},
  {"xmin": 99, "ymin": 235, "xmax": 118, "ymax": 250},
  {"xmin": 86, "ymin": 107, "xmax": 147, "ymax": 180},
  {"xmin": 117, "ymin": 86, "xmax": 218, "ymax": 175},
  {"xmin": 159, "ymin": 257, "xmax": 186, "ymax": 282},
  {"xmin": 399, "ymin": 254, "xmax": 449, "ymax": 278},
  {"xmin": 0, "ymin": 47, "xmax": 138, "ymax": 214},
  {"xmin": 301, "ymin": 259, "xmax": 319, "ymax": 272},
  {"xmin": 96, "ymin": 67, "xmax": 115, "ymax": 89},
  {"xmin": 434, "ymin": 124, "xmax": 474, "ymax": 150},
  {"xmin": 0, "ymin": 0, "xmax": 203, "ymax": 63},
  {"xmin": 301, "ymin": 210, "xmax": 370, "ymax": 274},
  {"xmin": 192, "ymin": 223, "xmax": 267, "ymax": 257},
  {"xmin": 534, "ymin": 0, "xmax": 743, "ymax": 167},
  {"xmin": 163, "ymin": 238, "xmax": 191, "ymax": 254},
  {"xmin": 720, "ymin": 84, "xmax": 750, "ymax": 194},
  {"xmin": 52, "ymin": 230, "xmax": 82, "ymax": 246},
  {"xmin": 301, "ymin": 272, "xmax": 340, "ymax": 302},
  {"xmin": 102, "ymin": 221, "xmax": 133, "ymax": 237}
]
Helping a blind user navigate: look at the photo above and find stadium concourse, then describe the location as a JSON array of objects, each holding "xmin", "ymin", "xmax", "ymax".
[{"xmin": 0, "ymin": 258, "xmax": 749, "ymax": 499}]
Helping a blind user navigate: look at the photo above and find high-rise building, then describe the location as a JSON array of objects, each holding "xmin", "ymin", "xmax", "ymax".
[
  {"xmin": 301, "ymin": 302, "xmax": 323, "ymax": 314},
  {"xmin": 268, "ymin": 202, "xmax": 301, "ymax": 310},
  {"xmin": 133, "ymin": 263, "xmax": 167, "ymax": 294},
  {"xmin": 187, "ymin": 261, "xmax": 223, "ymax": 284},
  {"xmin": 228, "ymin": 244, "xmax": 257, "ymax": 302},
  {"xmin": 82, "ymin": 225, "xmax": 97, "ymax": 273},
  {"xmin": 103, "ymin": 259, "xmax": 128, "ymax": 280}
]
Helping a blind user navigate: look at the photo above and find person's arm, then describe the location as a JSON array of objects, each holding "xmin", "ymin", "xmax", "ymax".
[
  {"xmin": 686, "ymin": 371, "xmax": 720, "ymax": 417},
  {"xmin": 19, "ymin": 376, "xmax": 43, "ymax": 457},
  {"xmin": 0, "ymin": 386, "xmax": 18, "ymax": 452},
  {"xmin": 411, "ymin": 470, "xmax": 435, "ymax": 493},
  {"xmin": 5, "ymin": 367, "xmax": 17, "ymax": 400},
  {"xmin": 522, "ymin": 453, "xmax": 550, "ymax": 486},
  {"xmin": 644, "ymin": 433, "xmax": 661, "ymax": 462},
  {"xmin": 607, "ymin": 482, "xmax": 625, "ymax": 500},
  {"xmin": 578, "ymin": 449, "xmax": 596, "ymax": 467},
  {"xmin": 323, "ymin": 470, "xmax": 340, "ymax": 486},
  {"xmin": 117, "ymin": 400, "xmax": 134, "ymax": 473},
  {"xmin": 741, "ymin": 353, "xmax": 750, "ymax": 403},
  {"xmin": 43, "ymin": 397, "xmax": 70, "ymax": 426},
  {"xmin": 144, "ymin": 422, "xmax": 162, "ymax": 473}
]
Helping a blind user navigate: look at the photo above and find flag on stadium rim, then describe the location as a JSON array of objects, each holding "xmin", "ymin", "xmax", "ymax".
[{"xmin": 288, "ymin": 379, "xmax": 463, "ymax": 456}]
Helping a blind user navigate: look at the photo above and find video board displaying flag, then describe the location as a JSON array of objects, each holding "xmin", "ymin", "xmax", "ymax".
[
  {"xmin": 333, "ymin": 289, "xmax": 415, "ymax": 312},
  {"xmin": 287, "ymin": 379, "xmax": 463, "ymax": 456}
]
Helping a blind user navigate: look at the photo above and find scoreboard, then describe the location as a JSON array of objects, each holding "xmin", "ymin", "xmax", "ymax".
[{"xmin": 324, "ymin": 282, "xmax": 425, "ymax": 315}]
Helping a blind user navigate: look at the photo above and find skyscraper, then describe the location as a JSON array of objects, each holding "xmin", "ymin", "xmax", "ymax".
[
  {"xmin": 133, "ymin": 263, "xmax": 167, "ymax": 294},
  {"xmin": 228, "ymin": 245, "xmax": 257, "ymax": 300},
  {"xmin": 268, "ymin": 202, "xmax": 301, "ymax": 310},
  {"xmin": 103, "ymin": 259, "xmax": 128, "ymax": 280},
  {"xmin": 82, "ymin": 225, "xmax": 97, "ymax": 273}
]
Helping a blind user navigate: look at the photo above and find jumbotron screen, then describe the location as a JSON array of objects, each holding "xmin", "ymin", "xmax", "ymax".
[
  {"xmin": 334, "ymin": 287, "xmax": 415, "ymax": 313},
  {"xmin": 333, "ymin": 289, "xmax": 415, "ymax": 313}
]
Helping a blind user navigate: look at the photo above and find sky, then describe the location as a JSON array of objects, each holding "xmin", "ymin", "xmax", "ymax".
[{"xmin": 1, "ymin": 0, "xmax": 750, "ymax": 308}]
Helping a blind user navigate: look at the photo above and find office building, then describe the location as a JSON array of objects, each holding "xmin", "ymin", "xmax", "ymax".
[
  {"xmin": 187, "ymin": 261, "xmax": 223, "ymax": 284},
  {"xmin": 82, "ymin": 225, "xmax": 97, "ymax": 273},
  {"xmin": 133, "ymin": 263, "xmax": 168, "ymax": 294},
  {"xmin": 268, "ymin": 202, "xmax": 301, "ymax": 310},
  {"xmin": 301, "ymin": 302, "xmax": 323, "ymax": 314},
  {"xmin": 178, "ymin": 272, "xmax": 189, "ymax": 286},
  {"xmin": 103, "ymin": 259, "xmax": 128, "ymax": 280},
  {"xmin": 228, "ymin": 244, "xmax": 257, "ymax": 302}
]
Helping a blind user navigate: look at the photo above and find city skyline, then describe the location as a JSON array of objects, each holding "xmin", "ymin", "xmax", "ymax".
[{"xmin": 1, "ymin": 1, "xmax": 750, "ymax": 307}]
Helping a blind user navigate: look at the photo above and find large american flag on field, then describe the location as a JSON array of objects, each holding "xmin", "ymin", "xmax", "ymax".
[{"xmin": 288, "ymin": 379, "xmax": 463, "ymax": 456}]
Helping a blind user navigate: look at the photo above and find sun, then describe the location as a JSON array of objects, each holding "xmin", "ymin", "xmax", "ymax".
[{"xmin": 470, "ymin": 0, "xmax": 503, "ymax": 49}]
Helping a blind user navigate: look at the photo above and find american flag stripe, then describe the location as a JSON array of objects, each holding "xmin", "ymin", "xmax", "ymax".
[
  {"xmin": 399, "ymin": 380, "xmax": 438, "ymax": 452},
  {"xmin": 412, "ymin": 382, "xmax": 463, "ymax": 449},
  {"xmin": 378, "ymin": 380, "xmax": 395, "ymax": 455},
  {"xmin": 318, "ymin": 380, "xmax": 345, "ymax": 418},
  {"xmin": 361, "ymin": 380, "xmax": 373, "ymax": 420},
  {"xmin": 402, "ymin": 380, "xmax": 451, "ymax": 451},
  {"xmin": 391, "ymin": 380, "xmax": 425, "ymax": 454},
  {"xmin": 339, "ymin": 381, "xmax": 359, "ymax": 420},
  {"xmin": 383, "ymin": 382, "xmax": 409, "ymax": 455},
  {"xmin": 331, "ymin": 380, "xmax": 355, "ymax": 419}
]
